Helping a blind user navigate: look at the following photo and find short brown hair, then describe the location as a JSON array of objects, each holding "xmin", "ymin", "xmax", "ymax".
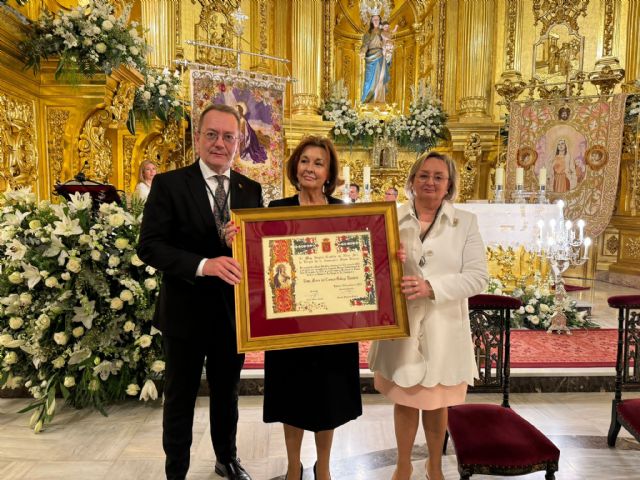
[
  {"xmin": 405, "ymin": 151, "xmax": 458, "ymax": 201},
  {"xmin": 197, "ymin": 103, "xmax": 241, "ymax": 132},
  {"xmin": 286, "ymin": 136, "xmax": 340, "ymax": 196}
]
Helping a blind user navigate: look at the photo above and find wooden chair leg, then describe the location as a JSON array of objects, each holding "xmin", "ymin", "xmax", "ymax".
[{"xmin": 607, "ymin": 401, "xmax": 622, "ymax": 447}]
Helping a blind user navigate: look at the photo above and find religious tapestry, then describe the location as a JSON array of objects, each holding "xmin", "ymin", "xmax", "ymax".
[
  {"xmin": 506, "ymin": 95, "xmax": 627, "ymax": 238},
  {"xmin": 190, "ymin": 69, "xmax": 285, "ymax": 203}
]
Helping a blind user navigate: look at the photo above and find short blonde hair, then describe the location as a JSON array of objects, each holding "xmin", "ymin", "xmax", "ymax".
[
  {"xmin": 404, "ymin": 151, "xmax": 458, "ymax": 201},
  {"xmin": 138, "ymin": 160, "xmax": 158, "ymax": 183}
]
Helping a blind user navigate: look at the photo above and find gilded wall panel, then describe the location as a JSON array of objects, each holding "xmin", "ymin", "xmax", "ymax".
[
  {"xmin": 0, "ymin": 90, "xmax": 38, "ymax": 191},
  {"xmin": 78, "ymin": 109, "xmax": 113, "ymax": 184}
]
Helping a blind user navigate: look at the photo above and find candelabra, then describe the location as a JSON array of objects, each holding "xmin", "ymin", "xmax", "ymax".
[
  {"xmin": 536, "ymin": 212, "xmax": 591, "ymax": 334},
  {"xmin": 493, "ymin": 185, "xmax": 505, "ymax": 203},
  {"xmin": 536, "ymin": 185, "xmax": 548, "ymax": 204}
]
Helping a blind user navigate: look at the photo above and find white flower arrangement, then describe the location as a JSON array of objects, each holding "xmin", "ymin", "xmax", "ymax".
[
  {"xmin": 485, "ymin": 278, "xmax": 597, "ymax": 330},
  {"xmin": 387, "ymin": 80, "xmax": 448, "ymax": 152},
  {"xmin": 133, "ymin": 67, "xmax": 185, "ymax": 129},
  {"xmin": 321, "ymin": 79, "xmax": 447, "ymax": 151},
  {"xmin": 20, "ymin": 0, "xmax": 149, "ymax": 80},
  {"xmin": 320, "ymin": 80, "xmax": 361, "ymax": 143},
  {"xmin": 0, "ymin": 189, "xmax": 162, "ymax": 432}
]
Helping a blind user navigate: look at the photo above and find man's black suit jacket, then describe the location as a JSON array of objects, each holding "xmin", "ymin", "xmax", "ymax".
[{"xmin": 138, "ymin": 161, "xmax": 263, "ymax": 340}]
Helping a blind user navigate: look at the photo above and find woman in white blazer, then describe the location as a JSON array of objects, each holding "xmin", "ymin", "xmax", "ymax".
[{"xmin": 368, "ymin": 152, "xmax": 488, "ymax": 480}]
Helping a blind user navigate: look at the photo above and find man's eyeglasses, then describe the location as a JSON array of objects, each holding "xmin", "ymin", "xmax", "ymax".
[
  {"xmin": 201, "ymin": 130, "xmax": 238, "ymax": 144},
  {"xmin": 415, "ymin": 174, "xmax": 449, "ymax": 184}
]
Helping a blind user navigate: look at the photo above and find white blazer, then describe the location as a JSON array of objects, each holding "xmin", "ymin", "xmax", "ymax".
[{"xmin": 368, "ymin": 201, "xmax": 488, "ymax": 388}]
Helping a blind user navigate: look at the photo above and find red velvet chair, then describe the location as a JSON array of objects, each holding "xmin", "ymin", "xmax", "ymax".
[
  {"xmin": 446, "ymin": 294, "xmax": 560, "ymax": 480},
  {"xmin": 606, "ymin": 295, "xmax": 640, "ymax": 447}
]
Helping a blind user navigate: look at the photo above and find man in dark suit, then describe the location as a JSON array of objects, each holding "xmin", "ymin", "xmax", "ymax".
[{"xmin": 138, "ymin": 103, "xmax": 262, "ymax": 480}]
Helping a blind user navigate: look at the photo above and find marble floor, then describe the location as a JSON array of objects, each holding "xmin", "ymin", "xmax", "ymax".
[
  {"xmin": 552, "ymin": 278, "xmax": 640, "ymax": 329},
  {"xmin": 1, "ymin": 392, "xmax": 639, "ymax": 480}
]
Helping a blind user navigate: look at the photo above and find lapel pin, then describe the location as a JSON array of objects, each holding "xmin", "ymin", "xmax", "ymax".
[{"xmin": 238, "ymin": 183, "xmax": 243, "ymax": 189}]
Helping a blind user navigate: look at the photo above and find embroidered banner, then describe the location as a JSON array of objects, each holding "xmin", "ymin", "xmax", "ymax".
[
  {"xmin": 190, "ymin": 69, "xmax": 285, "ymax": 203},
  {"xmin": 506, "ymin": 95, "xmax": 627, "ymax": 238}
]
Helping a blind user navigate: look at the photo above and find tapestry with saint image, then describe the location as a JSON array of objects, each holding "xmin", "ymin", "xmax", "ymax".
[
  {"xmin": 505, "ymin": 95, "xmax": 627, "ymax": 238},
  {"xmin": 190, "ymin": 69, "xmax": 285, "ymax": 203}
]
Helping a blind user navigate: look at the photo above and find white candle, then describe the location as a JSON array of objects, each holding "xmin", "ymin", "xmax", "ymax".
[
  {"xmin": 516, "ymin": 167, "xmax": 524, "ymax": 186},
  {"xmin": 495, "ymin": 167, "xmax": 504, "ymax": 186},
  {"xmin": 363, "ymin": 166, "xmax": 371, "ymax": 190},
  {"xmin": 343, "ymin": 166, "xmax": 350, "ymax": 186},
  {"xmin": 577, "ymin": 219, "xmax": 585, "ymax": 241},
  {"xmin": 583, "ymin": 237, "xmax": 592, "ymax": 258},
  {"xmin": 537, "ymin": 219, "xmax": 544, "ymax": 243},
  {"xmin": 539, "ymin": 167, "xmax": 547, "ymax": 187},
  {"xmin": 549, "ymin": 219, "xmax": 556, "ymax": 239}
]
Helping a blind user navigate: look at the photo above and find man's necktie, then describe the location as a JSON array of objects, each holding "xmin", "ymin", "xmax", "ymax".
[{"xmin": 213, "ymin": 175, "xmax": 229, "ymax": 243}]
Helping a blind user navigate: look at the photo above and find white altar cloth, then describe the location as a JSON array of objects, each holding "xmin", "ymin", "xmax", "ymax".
[{"xmin": 454, "ymin": 202, "xmax": 564, "ymax": 250}]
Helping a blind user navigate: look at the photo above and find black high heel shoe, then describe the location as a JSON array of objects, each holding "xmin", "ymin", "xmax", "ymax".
[
  {"xmin": 284, "ymin": 463, "xmax": 303, "ymax": 480},
  {"xmin": 313, "ymin": 462, "xmax": 330, "ymax": 479}
]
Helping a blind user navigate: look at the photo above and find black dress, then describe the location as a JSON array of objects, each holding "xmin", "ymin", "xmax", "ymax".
[{"xmin": 263, "ymin": 195, "xmax": 363, "ymax": 432}]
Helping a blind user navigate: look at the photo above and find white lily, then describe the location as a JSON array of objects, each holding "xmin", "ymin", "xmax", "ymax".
[
  {"xmin": 21, "ymin": 262, "xmax": 42, "ymax": 289},
  {"xmin": 71, "ymin": 299, "xmax": 97, "ymax": 329},
  {"xmin": 6, "ymin": 239, "xmax": 27, "ymax": 261},
  {"xmin": 67, "ymin": 192, "xmax": 92, "ymax": 211},
  {"xmin": 53, "ymin": 213, "xmax": 83, "ymax": 237},
  {"xmin": 139, "ymin": 379, "xmax": 158, "ymax": 401}
]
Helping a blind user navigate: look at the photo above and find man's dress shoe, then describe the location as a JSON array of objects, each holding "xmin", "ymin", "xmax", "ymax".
[{"xmin": 214, "ymin": 458, "xmax": 252, "ymax": 480}]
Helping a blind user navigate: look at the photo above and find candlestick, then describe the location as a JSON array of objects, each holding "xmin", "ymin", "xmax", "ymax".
[
  {"xmin": 539, "ymin": 167, "xmax": 547, "ymax": 187},
  {"xmin": 516, "ymin": 167, "xmax": 524, "ymax": 186},
  {"xmin": 363, "ymin": 166, "xmax": 371, "ymax": 202},
  {"xmin": 342, "ymin": 166, "xmax": 350, "ymax": 203}
]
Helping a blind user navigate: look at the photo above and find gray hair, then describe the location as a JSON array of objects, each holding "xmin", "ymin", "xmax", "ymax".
[{"xmin": 404, "ymin": 151, "xmax": 458, "ymax": 201}]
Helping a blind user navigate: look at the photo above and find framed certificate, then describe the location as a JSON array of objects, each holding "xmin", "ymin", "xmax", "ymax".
[{"xmin": 231, "ymin": 202, "xmax": 409, "ymax": 352}]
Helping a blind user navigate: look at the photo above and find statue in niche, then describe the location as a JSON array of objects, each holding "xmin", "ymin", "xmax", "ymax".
[{"xmin": 360, "ymin": 14, "xmax": 396, "ymax": 104}]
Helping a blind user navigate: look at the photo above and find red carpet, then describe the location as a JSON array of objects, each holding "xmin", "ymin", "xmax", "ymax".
[{"xmin": 243, "ymin": 329, "xmax": 619, "ymax": 369}]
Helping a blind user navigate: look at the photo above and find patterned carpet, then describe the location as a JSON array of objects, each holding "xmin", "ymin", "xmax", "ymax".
[{"xmin": 243, "ymin": 329, "xmax": 619, "ymax": 369}]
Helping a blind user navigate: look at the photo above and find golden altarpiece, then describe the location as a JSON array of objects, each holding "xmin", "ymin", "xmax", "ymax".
[{"xmin": 1, "ymin": 0, "xmax": 639, "ymax": 287}]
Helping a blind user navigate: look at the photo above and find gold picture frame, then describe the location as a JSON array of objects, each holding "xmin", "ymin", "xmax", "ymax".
[{"xmin": 231, "ymin": 202, "xmax": 409, "ymax": 353}]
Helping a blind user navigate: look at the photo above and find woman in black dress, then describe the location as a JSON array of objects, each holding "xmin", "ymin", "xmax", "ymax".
[{"xmin": 264, "ymin": 136, "xmax": 362, "ymax": 480}]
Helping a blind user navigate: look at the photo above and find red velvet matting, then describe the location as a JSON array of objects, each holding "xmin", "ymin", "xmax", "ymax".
[
  {"xmin": 564, "ymin": 284, "xmax": 591, "ymax": 292},
  {"xmin": 243, "ymin": 329, "xmax": 619, "ymax": 369}
]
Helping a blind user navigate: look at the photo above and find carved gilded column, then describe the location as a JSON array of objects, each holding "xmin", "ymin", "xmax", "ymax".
[
  {"xmin": 291, "ymin": 0, "xmax": 323, "ymax": 116},
  {"xmin": 456, "ymin": 0, "xmax": 496, "ymax": 119},
  {"xmin": 140, "ymin": 0, "xmax": 177, "ymax": 68},
  {"xmin": 250, "ymin": 0, "xmax": 269, "ymax": 73},
  {"xmin": 625, "ymin": 0, "xmax": 640, "ymax": 88},
  {"xmin": 495, "ymin": 0, "xmax": 526, "ymax": 112},
  {"xmin": 46, "ymin": 108, "xmax": 70, "ymax": 185},
  {"xmin": 322, "ymin": 0, "xmax": 335, "ymax": 101}
]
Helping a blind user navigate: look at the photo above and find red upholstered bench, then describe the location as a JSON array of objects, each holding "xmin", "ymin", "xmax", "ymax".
[
  {"xmin": 446, "ymin": 294, "xmax": 560, "ymax": 479},
  {"xmin": 606, "ymin": 295, "xmax": 640, "ymax": 447}
]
